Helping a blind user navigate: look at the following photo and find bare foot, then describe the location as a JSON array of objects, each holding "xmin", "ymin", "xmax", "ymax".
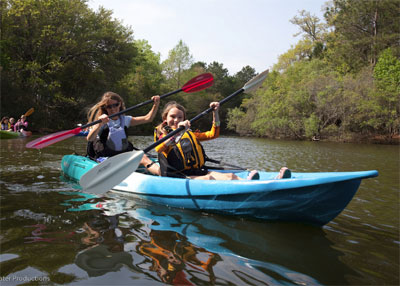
[{"xmin": 276, "ymin": 167, "xmax": 291, "ymax": 179}]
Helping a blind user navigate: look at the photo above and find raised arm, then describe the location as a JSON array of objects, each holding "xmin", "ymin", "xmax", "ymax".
[
  {"xmin": 87, "ymin": 114, "xmax": 109, "ymax": 142},
  {"xmin": 130, "ymin": 96, "xmax": 160, "ymax": 126}
]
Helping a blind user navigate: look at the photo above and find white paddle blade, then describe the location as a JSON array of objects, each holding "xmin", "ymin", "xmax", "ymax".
[
  {"xmin": 80, "ymin": 150, "xmax": 144, "ymax": 195},
  {"xmin": 243, "ymin": 69, "xmax": 269, "ymax": 93}
]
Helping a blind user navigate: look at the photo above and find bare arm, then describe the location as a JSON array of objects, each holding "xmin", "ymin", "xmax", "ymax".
[
  {"xmin": 87, "ymin": 114, "xmax": 109, "ymax": 142},
  {"xmin": 130, "ymin": 96, "xmax": 160, "ymax": 126},
  {"xmin": 210, "ymin": 102, "xmax": 220, "ymax": 125}
]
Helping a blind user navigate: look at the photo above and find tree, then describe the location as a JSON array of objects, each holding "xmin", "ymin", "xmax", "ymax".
[
  {"xmin": 162, "ymin": 40, "xmax": 193, "ymax": 89},
  {"xmin": 324, "ymin": 0, "xmax": 400, "ymax": 72},
  {"xmin": 274, "ymin": 39, "xmax": 315, "ymax": 72},
  {"xmin": 234, "ymin": 66, "xmax": 257, "ymax": 87},
  {"xmin": 368, "ymin": 48, "xmax": 400, "ymax": 137},
  {"xmin": 119, "ymin": 40, "xmax": 163, "ymax": 101},
  {"xmin": 290, "ymin": 10, "xmax": 326, "ymax": 42},
  {"xmin": 227, "ymin": 1, "xmax": 399, "ymax": 141},
  {"xmin": 1, "ymin": 0, "xmax": 137, "ymax": 130},
  {"xmin": 117, "ymin": 40, "xmax": 164, "ymax": 133},
  {"xmin": 290, "ymin": 10, "xmax": 327, "ymax": 60}
]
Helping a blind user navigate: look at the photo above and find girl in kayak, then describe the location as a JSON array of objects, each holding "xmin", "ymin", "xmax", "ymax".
[
  {"xmin": 155, "ymin": 101, "xmax": 291, "ymax": 180},
  {"xmin": 154, "ymin": 101, "xmax": 274, "ymax": 180},
  {"xmin": 1, "ymin": 117, "xmax": 10, "ymax": 130},
  {"xmin": 9, "ymin": 117, "xmax": 16, "ymax": 131},
  {"xmin": 86, "ymin": 91, "xmax": 161, "ymax": 176},
  {"xmin": 14, "ymin": 115, "xmax": 29, "ymax": 132}
]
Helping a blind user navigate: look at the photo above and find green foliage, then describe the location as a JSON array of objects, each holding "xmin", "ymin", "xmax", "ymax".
[
  {"xmin": 290, "ymin": 10, "xmax": 327, "ymax": 42},
  {"xmin": 226, "ymin": 2, "xmax": 399, "ymax": 142},
  {"xmin": 374, "ymin": 48, "xmax": 400, "ymax": 94},
  {"xmin": 226, "ymin": 107, "xmax": 248, "ymax": 135},
  {"xmin": 274, "ymin": 39, "xmax": 315, "ymax": 72},
  {"xmin": 304, "ymin": 114, "xmax": 320, "ymax": 138},
  {"xmin": 1, "ymin": 0, "xmax": 138, "ymax": 130},
  {"xmin": 324, "ymin": 0, "xmax": 400, "ymax": 73},
  {"xmin": 162, "ymin": 40, "xmax": 193, "ymax": 89},
  {"xmin": 368, "ymin": 48, "xmax": 400, "ymax": 136},
  {"xmin": 116, "ymin": 40, "xmax": 164, "ymax": 134},
  {"xmin": 1, "ymin": 0, "xmax": 397, "ymax": 142},
  {"xmin": 118, "ymin": 40, "xmax": 163, "ymax": 106}
]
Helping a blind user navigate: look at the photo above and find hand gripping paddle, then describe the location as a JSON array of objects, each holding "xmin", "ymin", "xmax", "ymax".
[
  {"xmin": 26, "ymin": 73, "xmax": 214, "ymax": 149},
  {"xmin": 80, "ymin": 70, "xmax": 269, "ymax": 194}
]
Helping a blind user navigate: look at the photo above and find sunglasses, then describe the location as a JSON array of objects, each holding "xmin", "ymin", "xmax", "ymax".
[{"xmin": 105, "ymin": 103, "xmax": 120, "ymax": 109}]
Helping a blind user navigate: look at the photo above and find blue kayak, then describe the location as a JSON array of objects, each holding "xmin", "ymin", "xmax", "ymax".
[
  {"xmin": 61, "ymin": 154, "xmax": 378, "ymax": 226},
  {"xmin": 75, "ymin": 130, "xmax": 89, "ymax": 137}
]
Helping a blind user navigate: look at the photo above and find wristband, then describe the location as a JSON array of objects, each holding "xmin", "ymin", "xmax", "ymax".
[
  {"xmin": 214, "ymin": 121, "xmax": 220, "ymax": 127},
  {"xmin": 146, "ymin": 161, "xmax": 156, "ymax": 169}
]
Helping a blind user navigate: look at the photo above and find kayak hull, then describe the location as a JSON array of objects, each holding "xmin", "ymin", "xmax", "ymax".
[
  {"xmin": 112, "ymin": 171, "xmax": 370, "ymax": 226},
  {"xmin": 61, "ymin": 154, "xmax": 378, "ymax": 226},
  {"xmin": 0, "ymin": 130, "xmax": 31, "ymax": 139}
]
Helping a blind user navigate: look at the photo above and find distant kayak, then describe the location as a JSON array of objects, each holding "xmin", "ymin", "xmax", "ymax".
[
  {"xmin": 74, "ymin": 124, "xmax": 89, "ymax": 137},
  {"xmin": 0, "ymin": 130, "xmax": 32, "ymax": 139},
  {"xmin": 75, "ymin": 130, "xmax": 89, "ymax": 137},
  {"xmin": 61, "ymin": 154, "xmax": 378, "ymax": 226}
]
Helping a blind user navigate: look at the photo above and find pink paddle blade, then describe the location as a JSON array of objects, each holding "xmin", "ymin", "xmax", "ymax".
[
  {"xmin": 182, "ymin": 73, "xmax": 214, "ymax": 93},
  {"xmin": 25, "ymin": 127, "xmax": 82, "ymax": 149}
]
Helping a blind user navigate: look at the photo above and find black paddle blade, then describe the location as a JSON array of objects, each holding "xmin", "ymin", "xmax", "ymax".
[{"xmin": 181, "ymin": 73, "xmax": 214, "ymax": 93}]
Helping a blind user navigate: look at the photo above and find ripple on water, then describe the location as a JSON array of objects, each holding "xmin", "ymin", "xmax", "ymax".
[{"xmin": 0, "ymin": 136, "xmax": 398, "ymax": 285}]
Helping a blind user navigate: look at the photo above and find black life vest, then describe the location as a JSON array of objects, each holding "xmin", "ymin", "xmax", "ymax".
[
  {"xmin": 87, "ymin": 115, "xmax": 135, "ymax": 159},
  {"xmin": 156, "ymin": 129, "xmax": 208, "ymax": 178}
]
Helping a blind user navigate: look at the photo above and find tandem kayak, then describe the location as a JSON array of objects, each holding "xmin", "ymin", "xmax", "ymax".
[
  {"xmin": 0, "ymin": 130, "xmax": 32, "ymax": 139},
  {"xmin": 61, "ymin": 154, "xmax": 378, "ymax": 226}
]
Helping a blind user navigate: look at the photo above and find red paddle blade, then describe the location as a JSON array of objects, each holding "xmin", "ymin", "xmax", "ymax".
[
  {"xmin": 181, "ymin": 73, "xmax": 214, "ymax": 93},
  {"xmin": 26, "ymin": 127, "xmax": 82, "ymax": 149}
]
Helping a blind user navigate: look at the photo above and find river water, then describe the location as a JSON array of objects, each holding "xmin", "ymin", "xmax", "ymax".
[{"xmin": 0, "ymin": 135, "xmax": 398, "ymax": 285}]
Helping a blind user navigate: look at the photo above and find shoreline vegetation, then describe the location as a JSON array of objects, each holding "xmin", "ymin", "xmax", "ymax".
[
  {"xmin": 2, "ymin": 0, "xmax": 399, "ymax": 146},
  {"xmin": 32, "ymin": 128, "xmax": 399, "ymax": 145}
]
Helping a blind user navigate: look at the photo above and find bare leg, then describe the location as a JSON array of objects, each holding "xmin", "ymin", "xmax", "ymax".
[
  {"xmin": 189, "ymin": 174, "xmax": 215, "ymax": 180},
  {"xmin": 190, "ymin": 171, "xmax": 241, "ymax": 180},
  {"xmin": 208, "ymin": 171, "xmax": 241, "ymax": 180},
  {"xmin": 276, "ymin": 167, "xmax": 291, "ymax": 179}
]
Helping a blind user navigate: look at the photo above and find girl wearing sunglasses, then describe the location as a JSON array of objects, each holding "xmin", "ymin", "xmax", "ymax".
[{"xmin": 86, "ymin": 91, "xmax": 161, "ymax": 175}]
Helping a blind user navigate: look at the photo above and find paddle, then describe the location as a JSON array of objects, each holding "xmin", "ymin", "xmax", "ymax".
[
  {"xmin": 205, "ymin": 157, "xmax": 248, "ymax": 171},
  {"xmin": 24, "ymin": 108, "xmax": 34, "ymax": 117},
  {"xmin": 25, "ymin": 73, "xmax": 214, "ymax": 149},
  {"xmin": 80, "ymin": 69, "xmax": 269, "ymax": 195}
]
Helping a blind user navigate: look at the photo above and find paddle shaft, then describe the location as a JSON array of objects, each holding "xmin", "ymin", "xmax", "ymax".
[
  {"xmin": 80, "ymin": 89, "xmax": 181, "ymax": 130},
  {"xmin": 143, "ymin": 88, "xmax": 244, "ymax": 154},
  {"xmin": 205, "ymin": 157, "xmax": 247, "ymax": 170},
  {"xmin": 80, "ymin": 72, "xmax": 214, "ymax": 130},
  {"xmin": 79, "ymin": 70, "xmax": 266, "ymax": 194}
]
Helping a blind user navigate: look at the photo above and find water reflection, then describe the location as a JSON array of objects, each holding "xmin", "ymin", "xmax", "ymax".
[
  {"xmin": 136, "ymin": 230, "xmax": 220, "ymax": 284},
  {"xmin": 1, "ymin": 135, "xmax": 398, "ymax": 285},
  {"xmin": 62, "ymin": 193, "xmax": 222, "ymax": 284},
  {"xmin": 75, "ymin": 215, "xmax": 139, "ymax": 277},
  {"xmin": 56, "ymin": 191, "xmax": 356, "ymax": 285},
  {"xmin": 123, "ymin": 198, "xmax": 354, "ymax": 285},
  {"xmin": 0, "ymin": 186, "xmax": 358, "ymax": 285},
  {"xmin": 24, "ymin": 224, "xmax": 75, "ymax": 244}
]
